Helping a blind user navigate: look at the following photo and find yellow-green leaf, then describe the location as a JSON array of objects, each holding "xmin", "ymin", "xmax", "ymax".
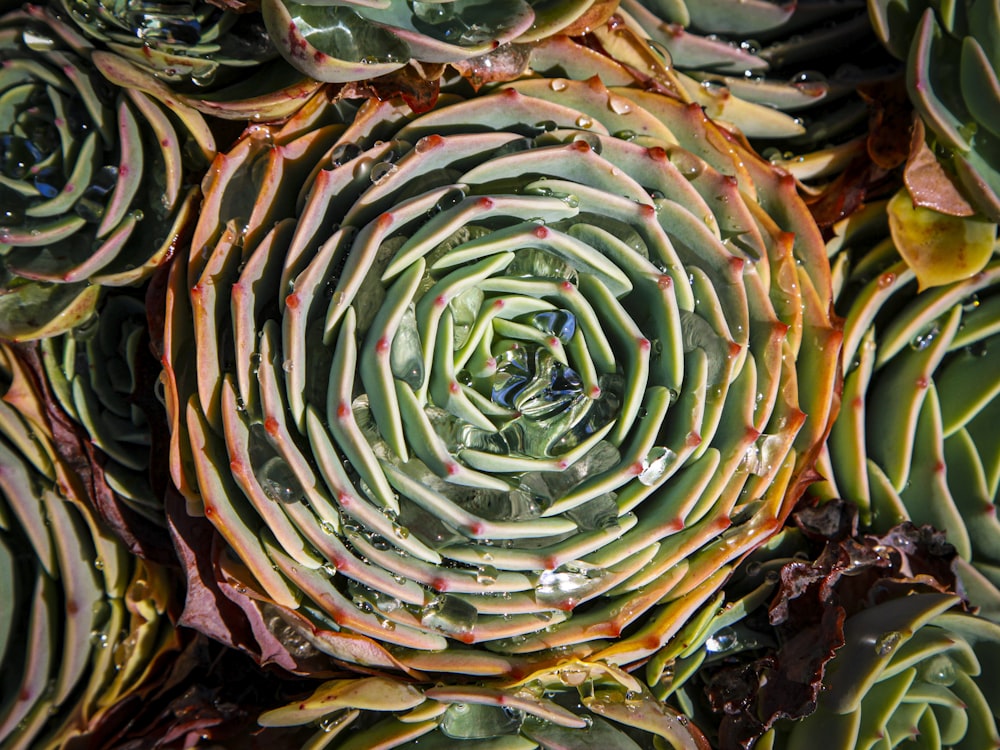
[{"xmin": 888, "ymin": 189, "xmax": 998, "ymax": 290}]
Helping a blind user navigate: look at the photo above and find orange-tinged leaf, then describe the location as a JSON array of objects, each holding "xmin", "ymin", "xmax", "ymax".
[{"xmin": 259, "ymin": 676, "xmax": 425, "ymax": 726}]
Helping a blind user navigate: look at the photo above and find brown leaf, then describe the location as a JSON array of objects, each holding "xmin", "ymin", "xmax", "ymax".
[
  {"xmin": 904, "ymin": 117, "xmax": 976, "ymax": 216},
  {"xmin": 559, "ymin": 0, "xmax": 621, "ymax": 36},
  {"xmin": 705, "ymin": 499, "xmax": 964, "ymax": 750},
  {"xmin": 9, "ymin": 343, "xmax": 174, "ymax": 563},
  {"xmin": 339, "ymin": 64, "xmax": 442, "ymax": 114},
  {"xmin": 859, "ymin": 77, "xmax": 912, "ymax": 171}
]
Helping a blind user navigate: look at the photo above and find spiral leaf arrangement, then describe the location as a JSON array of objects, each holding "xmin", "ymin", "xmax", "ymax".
[
  {"xmin": 161, "ymin": 76, "xmax": 839, "ymax": 677},
  {"xmin": 0, "ymin": 0, "xmax": 998, "ymax": 746},
  {"xmin": 0, "ymin": 4, "xmax": 214, "ymax": 341}
]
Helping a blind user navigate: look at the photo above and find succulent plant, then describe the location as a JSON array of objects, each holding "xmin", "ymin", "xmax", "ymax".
[
  {"xmin": 0, "ymin": 4, "xmax": 215, "ymax": 341},
  {"xmin": 160, "ymin": 75, "xmax": 840, "ymax": 678},
  {"xmin": 57, "ymin": 0, "xmax": 277, "ymax": 89},
  {"xmin": 259, "ymin": 660, "xmax": 711, "ymax": 749},
  {"xmin": 820, "ymin": 196, "xmax": 1000, "ymax": 620},
  {"xmin": 0, "ymin": 343, "xmax": 177, "ymax": 749},
  {"xmin": 28, "ymin": 285, "xmax": 177, "ymax": 564},
  {"xmin": 869, "ymin": 0, "xmax": 1000, "ymax": 223},
  {"xmin": 56, "ymin": 0, "xmax": 325, "ymax": 123},
  {"xmin": 612, "ymin": 0, "xmax": 894, "ymax": 160},
  {"xmin": 765, "ymin": 596, "xmax": 1000, "ymax": 750},
  {"xmin": 652, "ymin": 499, "xmax": 1000, "ymax": 750},
  {"xmin": 260, "ymin": 0, "xmax": 619, "ymax": 83}
]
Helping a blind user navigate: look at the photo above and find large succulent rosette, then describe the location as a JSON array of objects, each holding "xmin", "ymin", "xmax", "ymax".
[
  {"xmin": 821, "ymin": 199, "xmax": 1000, "ymax": 619},
  {"xmin": 0, "ymin": 4, "xmax": 215, "ymax": 341},
  {"xmin": 869, "ymin": 0, "xmax": 1000, "ymax": 222},
  {"xmin": 162, "ymin": 78, "xmax": 839, "ymax": 677},
  {"xmin": 261, "ymin": 0, "xmax": 618, "ymax": 83},
  {"xmin": 0, "ymin": 344, "xmax": 177, "ymax": 749}
]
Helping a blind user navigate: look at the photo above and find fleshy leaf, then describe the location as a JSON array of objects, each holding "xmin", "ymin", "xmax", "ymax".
[{"xmin": 888, "ymin": 188, "xmax": 997, "ymax": 289}]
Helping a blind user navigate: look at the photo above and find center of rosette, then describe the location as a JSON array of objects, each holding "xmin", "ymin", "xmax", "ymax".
[{"xmin": 423, "ymin": 302, "xmax": 622, "ymax": 460}]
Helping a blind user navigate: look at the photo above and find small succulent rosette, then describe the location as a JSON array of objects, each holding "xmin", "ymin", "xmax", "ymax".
[
  {"xmin": 57, "ymin": 0, "xmax": 324, "ymax": 123},
  {"xmin": 819, "ymin": 196, "xmax": 1000, "ymax": 618},
  {"xmin": 869, "ymin": 0, "xmax": 1000, "ymax": 223},
  {"xmin": 260, "ymin": 0, "xmax": 618, "ymax": 83},
  {"xmin": 0, "ymin": 344, "xmax": 177, "ymax": 749},
  {"xmin": 161, "ymin": 78, "xmax": 840, "ymax": 676},
  {"xmin": 57, "ymin": 0, "xmax": 277, "ymax": 89},
  {"xmin": 651, "ymin": 500, "xmax": 1000, "ymax": 750},
  {"xmin": 258, "ymin": 662, "xmax": 710, "ymax": 749},
  {"xmin": 0, "ymin": 4, "xmax": 214, "ymax": 341},
  {"xmin": 611, "ymin": 0, "xmax": 895, "ymax": 165},
  {"xmin": 30, "ymin": 287, "xmax": 172, "ymax": 562}
]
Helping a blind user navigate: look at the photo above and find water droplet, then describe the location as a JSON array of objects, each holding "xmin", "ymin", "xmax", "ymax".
[
  {"xmin": 700, "ymin": 79, "xmax": 728, "ymax": 98},
  {"xmin": 390, "ymin": 304, "xmax": 424, "ymax": 388},
  {"xmin": 190, "ymin": 66, "xmax": 218, "ymax": 87},
  {"xmin": 420, "ymin": 594, "xmax": 478, "ymax": 637},
  {"xmin": 705, "ymin": 626, "xmax": 739, "ymax": 653},
  {"xmin": 910, "ymin": 321, "xmax": 940, "ymax": 351},
  {"xmin": 536, "ymin": 564, "xmax": 606, "ymax": 607},
  {"xmin": 550, "ymin": 79, "xmax": 567, "ymax": 91},
  {"xmin": 475, "ymin": 565, "xmax": 499, "ymax": 585},
  {"xmin": 370, "ymin": 161, "xmax": 397, "ymax": 184},
  {"xmin": 329, "ymin": 142, "xmax": 362, "ymax": 168},
  {"xmin": 575, "ymin": 115, "xmax": 593, "ymax": 129},
  {"xmin": 921, "ymin": 654, "xmax": 957, "ymax": 686},
  {"xmin": 22, "ymin": 27, "xmax": 56, "ymax": 50},
  {"xmin": 248, "ymin": 423, "xmax": 306, "ymax": 503},
  {"xmin": 607, "ymin": 94, "xmax": 632, "ymax": 114},
  {"xmin": 566, "ymin": 492, "xmax": 619, "ymax": 531},
  {"xmin": 638, "ymin": 446, "xmax": 676, "ymax": 485},
  {"xmin": 558, "ymin": 665, "xmax": 589, "ymax": 686},
  {"xmin": 874, "ymin": 631, "xmax": 902, "ymax": 656}
]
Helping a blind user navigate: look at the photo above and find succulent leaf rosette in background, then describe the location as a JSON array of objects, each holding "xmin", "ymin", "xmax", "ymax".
[
  {"xmin": 613, "ymin": 0, "xmax": 893, "ymax": 160},
  {"xmin": 819, "ymin": 199, "xmax": 1000, "ymax": 620},
  {"xmin": 652, "ymin": 501, "xmax": 1000, "ymax": 750},
  {"xmin": 0, "ymin": 4, "xmax": 215, "ymax": 342},
  {"xmin": 56, "ymin": 0, "xmax": 277, "ymax": 89},
  {"xmin": 260, "ymin": 0, "xmax": 619, "ymax": 84},
  {"xmin": 162, "ymin": 75, "xmax": 840, "ymax": 681},
  {"xmin": 869, "ymin": 0, "xmax": 1000, "ymax": 225},
  {"xmin": 0, "ymin": 344, "xmax": 177, "ymax": 749},
  {"xmin": 57, "ymin": 0, "xmax": 325, "ymax": 123},
  {"xmin": 29, "ymin": 286, "xmax": 175, "ymax": 563}
]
